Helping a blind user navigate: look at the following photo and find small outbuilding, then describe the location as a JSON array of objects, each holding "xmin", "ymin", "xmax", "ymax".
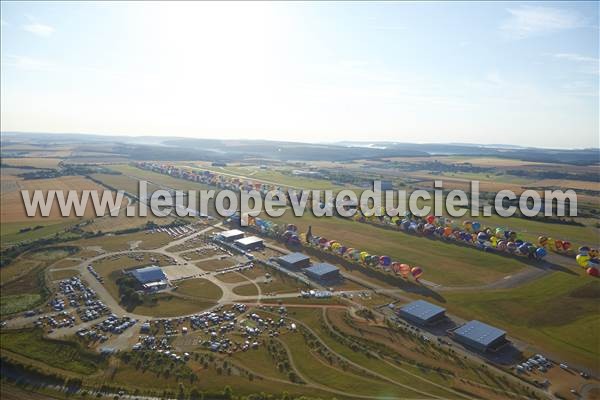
[
  {"xmin": 234, "ymin": 236, "xmax": 264, "ymax": 250},
  {"xmin": 304, "ymin": 263, "xmax": 340, "ymax": 281},
  {"xmin": 277, "ymin": 252, "xmax": 311, "ymax": 269},
  {"xmin": 452, "ymin": 320, "xmax": 508, "ymax": 352},
  {"xmin": 398, "ymin": 300, "xmax": 446, "ymax": 326}
]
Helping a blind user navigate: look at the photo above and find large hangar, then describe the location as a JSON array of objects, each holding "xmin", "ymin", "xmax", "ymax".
[
  {"xmin": 234, "ymin": 236, "xmax": 264, "ymax": 250},
  {"xmin": 398, "ymin": 300, "xmax": 446, "ymax": 326},
  {"xmin": 304, "ymin": 262, "xmax": 340, "ymax": 281},
  {"xmin": 218, "ymin": 229, "xmax": 245, "ymax": 242},
  {"xmin": 277, "ymin": 252, "xmax": 311, "ymax": 269},
  {"xmin": 130, "ymin": 265, "xmax": 168, "ymax": 291},
  {"xmin": 452, "ymin": 320, "xmax": 508, "ymax": 352}
]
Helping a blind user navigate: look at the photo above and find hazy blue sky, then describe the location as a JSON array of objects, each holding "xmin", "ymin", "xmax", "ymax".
[{"xmin": 1, "ymin": 1, "xmax": 598, "ymax": 148}]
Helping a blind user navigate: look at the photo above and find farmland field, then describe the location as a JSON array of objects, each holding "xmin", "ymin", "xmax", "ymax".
[
  {"xmin": 1, "ymin": 157, "xmax": 64, "ymax": 169},
  {"xmin": 0, "ymin": 176, "xmax": 110, "ymax": 223}
]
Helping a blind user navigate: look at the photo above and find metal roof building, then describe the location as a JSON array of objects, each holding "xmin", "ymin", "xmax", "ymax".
[
  {"xmin": 131, "ymin": 265, "xmax": 167, "ymax": 285},
  {"xmin": 304, "ymin": 263, "xmax": 340, "ymax": 281},
  {"xmin": 398, "ymin": 300, "xmax": 446, "ymax": 326},
  {"xmin": 234, "ymin": 236, "xmax": 264, "ymax": 250},
  {"xmin": 219, "ymin": 229, "xmax": 245, "ymax": 242},
  {"xmin": 277, "ymin": 252, "xmax": 311, "ymax": 269},
  {"xmin": 452, "ymin": 320, "xmax": 508, "ymax": 352}
]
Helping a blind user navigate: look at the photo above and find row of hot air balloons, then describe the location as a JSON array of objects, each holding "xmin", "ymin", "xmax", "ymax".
[
  {"xmin": 150, "ymin": 163, "xmax": 575, "ymax": 261},
  {"xmin": 279, "ymin": 224, "xmax": 425, "ymax": 281},
  {"xmin": 366, "ymin": 213, "xmax": 552, "ymax": 260},
  {"xmin": 576, "ymin": 247, "xmax": 599, "ymax": 277}
]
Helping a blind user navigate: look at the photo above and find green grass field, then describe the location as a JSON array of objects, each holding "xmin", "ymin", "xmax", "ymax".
[
  {"xmin": 0, "ymin": 293, "xmax": 42, "ymax": 315},
  {"xmin": 265, "ymin": 212, "xmax": 530, "ymax": 287},
  {"xmin": 49, "ymin": 269, "xmax": 80, "ymax": 281},
  {"xmin": 0, "ymin": 220, "xmax": 76, "ymax": 246},
  {"xmin": 232, "ymin": 283, "xmax": 259, "ymax": 296},
  {"xmin": 175, "ymin": 278, "xmax": 223, "ymax": 301},
  {"xmin": 439, "ymin": 270, "xmax": 599, "ymax": 371},
  {"xmin": 0, "ymin": 329, "xmax": 104, "ymax": 375},
  {"xmin": 132, "ymin": 293, "xmax": 216, "ymax": 317},
  {"xmin": 278, "ymin": 331, "xmax": 423, "ymax": 397}
]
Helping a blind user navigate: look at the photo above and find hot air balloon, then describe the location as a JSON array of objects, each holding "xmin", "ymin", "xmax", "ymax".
[
  {"xmin": 555, "ymin": 240, "xmax": 564, "ymax": 252},
  {"xmin": 477, "ymin": 232, "xmax": 489, "ymax": 243},
  {"xmin": 471, "ymin": 221, "xmax": 481, "ymax": 232},
  {"xmin": 379, "ymin": 255, "xmax": 391, "ymax": 266},
  {"xmin": 400, "ymin": 264, "xmax": 411, "ymax": 279},
  {"xmin": 423, "ymin": 224, "xmax": 436, "ymax": 235},
  {"xmin": 538, "ymin": 236, "xmax": 548, "ymax": 248},
  {"xmin": 463, "ymin": 220, "xmax": 473, "ymax": 232},
  {"xmin": 506, "ymin": 242, "xmax": 517, "ymax": 253},
  {"xmin": 535, "ymin": 247, "xmax": 547, "ymax": 259},
  {"xmin": 411, "ymin": 266, "xmax": 423, "ymax": 280},
  {"xmin": 426, "ymin": 215, "xmax": 436, "ymax": 224},
  {"xmin": 286, "ymin": 224, "xmax": 298, "ymax": 232},
  {"xmin": 359, "ymin": 251, "xmax": 370, "ymax": 263},
  {"xmin": 576, "ymin": 254, "xmax": 590, "ymax": 268},
  {"xmin": 578, "ymin": 246, "xmax": 590, "ymax": 256},
  {"xmin": 587, "ymin": 267, "xmax": 599, "ymax": 277}
]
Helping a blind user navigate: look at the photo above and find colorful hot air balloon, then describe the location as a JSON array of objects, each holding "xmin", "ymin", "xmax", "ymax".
[
  {"xmin": 535, "ymin": 247, "xmax": 547, "ymax": 259},
  {"xmin": 426, "ymin": 215, "xmax": 436, "ymax": 224},
  {"xmin": 400, "ymin": 264, "xmax": 411, "ymax": 279},
  {"xmin": 286, "ymin": 224, "xmax": 298, "ymax": 232},
  {"xmin": 587, "ymin": 267, "xmax": 599, "ymax": 277},
  {"xmin": 463, "ymin": 220, "xmax": 473, "ymax": 232},
  {"xmin": 555, "ymin": 240, "xmax": 564, "ymax": 251},
  {"xmin": 411, "ymin": 266, "xmax": 423, "ymax": 280},
  {"xmin": 578, "ymin": 246, "xmax": 590, "ymax": 256},
  {"xmin": 576, "ymin": 254, "xmax": 590, "ymax": 268},
  {"xmin": 379, "ymin": 255, "xmax": 391, "ymax": 266},
  {"xmin": 538, "ymin": 236, "xmax": 548, "ymax": 248},
  {"xmin": 359, "ymin": 251, "xmax": 370, "ymax": 263}
]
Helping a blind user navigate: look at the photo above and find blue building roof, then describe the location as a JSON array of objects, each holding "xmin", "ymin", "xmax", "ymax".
[
  {"xmin": 399, "ymin": 300, "xmax": 446, "ymax": 322},
  {"xmin": 279, "ymin": 252, "xmax": 310, "ymax": 264},
  {"xmin": 131, "ymin": 266, "xmax": 166, "ymax": 284},
  {"xmin": 305, "ymin": 262, "xmax": 339, "ymax": 277},
  {"xmin": 454, "ymin": 320, "xmax": 506, "ymax": 347}
]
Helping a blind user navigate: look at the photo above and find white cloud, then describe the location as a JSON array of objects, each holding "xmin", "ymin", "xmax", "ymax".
[
  {"xmin": 553, "ymin": 53, "xmax": 599, "ymax": 75},
  {"xmin": 501, "ymin": 6, "xmax": 585, "ymax": 38},
  {"xmin": 554, "ymin": 53, "xmax": 597, "ymax": 63},
  {"xmin": 2, "ymin": 55, "xmax": 56, "ymax": 71},
  {"xmin": 23, "ymin": 15, "xmax": 54, "ymax": 36}
]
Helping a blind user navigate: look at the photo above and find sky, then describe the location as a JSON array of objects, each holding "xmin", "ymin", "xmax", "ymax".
[{"xmin": 1, "ymin": 1, "xmax": 598, "ymax": 148}]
